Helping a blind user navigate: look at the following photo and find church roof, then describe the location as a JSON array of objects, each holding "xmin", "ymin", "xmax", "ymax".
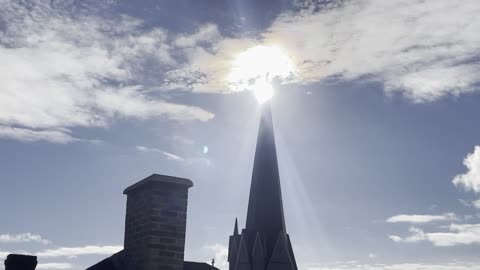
[
  {"xmin": 184, "ymin": 261, "xmax": 219, "ymax": 270},
  {"xmin": 86, "ymin": 250, "xmax": 219, "ymax": 270}
]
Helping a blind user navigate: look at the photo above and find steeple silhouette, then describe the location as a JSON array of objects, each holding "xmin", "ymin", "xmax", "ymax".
[
  {"xmin": 246, "ymin": 102, "xmax": 287, "ymax": 259},
  {"xmin": 228, "ymin": 101, "xmax": 297, "ymax": 270},
  {"xmin": 234, "ymin": 218, "xmax": 239, "ymax": 236}
]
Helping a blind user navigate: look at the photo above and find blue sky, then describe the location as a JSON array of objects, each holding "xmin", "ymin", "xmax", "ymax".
[{"xmin": 1, "ymin": 1, "xmax": 480, "ymax": 270}]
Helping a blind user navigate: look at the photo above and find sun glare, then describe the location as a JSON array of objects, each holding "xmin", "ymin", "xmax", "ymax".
[{"xmin": 227, "ymin": 45, "xmax": 295, "ymax": 104}]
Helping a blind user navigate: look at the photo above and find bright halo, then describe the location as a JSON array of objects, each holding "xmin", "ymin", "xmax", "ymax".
[
  {"xmin": 252, "ymin": 79, "xmax": 274, "ymax": 104},
  {"xmin": 227, "ymin": 45, "xmax": 295, "ymax": 104}
]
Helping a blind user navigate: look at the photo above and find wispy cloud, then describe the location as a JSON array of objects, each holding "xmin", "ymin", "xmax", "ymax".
[
  {"xmin": 135, "ymin": 145, "xmax": 211, "ymax": 166},
  {"xmin": 162, "ymin": 0, "xmax": 480, "ymax": 102},
  {"xmin": 37, "ymin": 263, "xmax": 73, "ymax": 270},
  {"xmin": 162, "ymin": 152, "xmax": 185, "ymax": 161},
  {"xmin": 264, "ymin": 0, "xmax": 480, "ymax": 102},
  {"xmin": 0, "ymin": 1, "xmax": 213, "ymax": 143},
  {"xmin": 136, "ymin": 146, "xmax": 184, "ymax": 161},
  {"xmin": 0, "ymin": 245, "xmax": 120, "ymax": 269},
  {"xmin": 386, "ymin": 213, "xmax": 457, "ymax": 223},
  {"xmin": 35, "ymin": 245, "xmax": 122, "ymax": 258},
  {"xmin": 0, "ymin": 262, "xmax": 74, "ymax": 270},
  {"xmin": 0, "ymin": 126, "xmax": 82, "ymax": 144},
  {"xmin": 473, "ymin": 200, "xmax": 480, "ymax": 209},
  {"xmin": 389, "ymin": 227, "xmax": 427, "ymax": 243},
  {"xmin": 390, "ymin": 223, "xmax": 480, "ymax": 247},
  {"xmin": 453, "ymin": 146, "xmax": 480, "ymax": 193},
  {"xmin": 0, "ymin": 233, "xmax": 51, "ymax": 245},
  {"xmin": 3, "ymin": 0, "xmax": 479, "ymax": 144},
  {"xmin": 304, "ymin": 261, "xmax": 480, "ymax": 270}
]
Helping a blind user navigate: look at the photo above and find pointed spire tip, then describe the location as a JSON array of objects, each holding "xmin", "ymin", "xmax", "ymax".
[{"xmin": 234, "ymin": 218, "xmax": 239, "ymax": 236}]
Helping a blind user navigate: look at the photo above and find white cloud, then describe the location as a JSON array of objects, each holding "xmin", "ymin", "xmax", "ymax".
[
  {"xmin": 453, "ymin": 146, "xmax": 480, "ymax": 193},
  {"xmin": 304, "ymin": 261, "xmax": 480, "ymax": 270},
  {"xmin": 35, "ymin": 245, "xmax": 122, "ymax": 258},
  {"xmin": 0, "ymin": 233, "xmax": 51, "ymax": 245},
  {"xmin": 37, "ymin": 263, "xmax": 73, "ymax": 270},
  {"xmin": 427, "ymin": 224, "xmax": 480, "ymax": 246},
  {"xmin": 0, "ymin": 126, "xmax": 81, "ymax": 144},
  {"xmin": 95, "ymin": 86, "xmax": 212, "ymax": 122},
  {"xmin": 263, "ymin": 0, "xmax": 480, "ymax": 102},
  {"xmin": 174, "ymin": 24, "xmax": 221, "ymax": 48},
  {"xmin": 135, "ymin": 145, "xmax": 211, "ymax": 166},
  {"xmin": 388, "ymin": 235, "xmax": 402, "ymax": 242},
  {"xmin": 389, "ymin": 227, "xmax": 426, "ymax": 243},
  {"xmin": 386, "ymin": 213, "xmax": 457, "ymax": 223},
  {"xmin": 0, "ymin": 1, "xmax": 213, "ymax": 143},
  {"xmin": 473, "ymin": 200, "xmax": 480, "ymax": 209},
  {"xmin": 163, "ymin": 0, "xmax": 480, "ymax": 101},
  {"xmin": 4, "ymin": 0, "xmax": 479, "ymax": 144},
  {"xmin": 0, "ymin": 251, "xmax": 10, "ymax": 260},
  {"xmin": 203, "ymin": 244, "xmax": 228, "ymax": 270},
  {"xmin": 136, "ymin": 146, "xmax": 185, "ymax": 161},
  {"xmin": 162, "ymin": 152, "xmax": 185, "ymax": 161},
  {"xmin": 162, "ymin": 36, "xmax": 257, "ymax": 93},
  {"xmin": 390, "ymin": 223, "xmax": 480, "ymax": 247},
  {"xmin": 368, "ymin": 253, "xmax": 377, "ymax": 259}
]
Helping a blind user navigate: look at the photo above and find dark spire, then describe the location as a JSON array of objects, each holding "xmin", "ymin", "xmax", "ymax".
[
  {"xmin": 245, "ymin": 101, "xmax": 287, "ymax": 259},
  {"xmin": 228, "ymin": 100, "xmax": 297, "ymax": 270},
  {"xmin": 234, "ymin": 218, "xmax": 239, "ymax": 236}
]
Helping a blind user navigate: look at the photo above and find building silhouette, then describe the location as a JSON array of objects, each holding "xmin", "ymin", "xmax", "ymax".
[
  {"xmin": 228, "ymin": 102, "xmax": 297, "ymax": 270},
  {"xmin": 85, "ymin": 101, "xmax": 296, "ymax": 270},
  {"xmin": 3, "ymin": 254, "xmax": 37, "ymax": 270},
  {"xmin": 2, "ymin": 101, "xmax": 297, "ymax": 270},
  {"xmin": 86, "ymin": 101, "xmax": 297, "ymax": 270},
  {"xmin": 87, "ymin": 174, "xmax": 218, "ymax": 270}
]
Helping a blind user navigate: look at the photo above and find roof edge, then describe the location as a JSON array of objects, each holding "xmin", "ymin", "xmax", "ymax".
[{"xmin": 123, "ymin": 174, "xmax": 193, "ymax": 194}]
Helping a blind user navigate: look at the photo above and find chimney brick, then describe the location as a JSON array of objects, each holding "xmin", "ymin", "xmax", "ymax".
[{"xmin": 123, "ymin": 174, "xmax": 193, "ymax": 270}]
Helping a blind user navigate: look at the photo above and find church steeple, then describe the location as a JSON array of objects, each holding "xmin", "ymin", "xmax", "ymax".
[
  {"xmin": 234, "ymin": 218, "xmax": 239, "ymax": 236},
  {"xmin": 246, "ymin": 102, "xmax": 287, "ymax": 259},
  {"xmin": 228, "ymin": 101, "xmax": 297, "ymax": 270}
]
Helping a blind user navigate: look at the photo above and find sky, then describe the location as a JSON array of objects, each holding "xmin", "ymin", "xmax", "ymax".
[{"xmin": 1, "ymin": 0, "xmax": 480, "ymax": 269}]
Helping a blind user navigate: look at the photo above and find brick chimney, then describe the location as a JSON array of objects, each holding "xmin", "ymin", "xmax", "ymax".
[{"xmin": 123, "ymin": 174, "xmax": 193, "ymax": 270}]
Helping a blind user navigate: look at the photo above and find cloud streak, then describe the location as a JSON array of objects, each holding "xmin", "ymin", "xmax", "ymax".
[
  {"xmin": 36, "ymin": 263, "xmax": 73, "ymax": 270},
  {"xmin": 304, "ymin": 261, "xmax": 480, "ymax": 270},
  {"xmin": 0, "ymin": 126, "xmax": 82, "ymax": 144},
  {"xmin": 386, "ymin": 213, "xmax": 457, "ymax": 223},
  {"xmin": 390, "ymin": 223, "xmax": 480, "ymax": 247},
  {"xmin": 136, "ymin": 146, "xmax": 185, "ymax": 161},
  {"xmin": 0, "ymin": 233, "xmax": 51, "ymax": 245},
  {"xmin": 35, "ymin": 245, "xmax": 122, "ymax": 258}
]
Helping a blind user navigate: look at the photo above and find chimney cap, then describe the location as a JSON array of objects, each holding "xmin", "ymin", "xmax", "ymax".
[{"xmin": 123, "ymin": 174, "xmax": 193, "ymax": 195}]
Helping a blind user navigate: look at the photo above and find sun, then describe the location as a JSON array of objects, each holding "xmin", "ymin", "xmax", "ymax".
[{"xmin": 227, "ymin": 45, "xmax": 295, "ymax": 104}]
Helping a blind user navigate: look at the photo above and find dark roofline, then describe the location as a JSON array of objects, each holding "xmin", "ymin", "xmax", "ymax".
[{"xmin": 123, "ymin": 174, "xmax": 193, "ymax": 194}]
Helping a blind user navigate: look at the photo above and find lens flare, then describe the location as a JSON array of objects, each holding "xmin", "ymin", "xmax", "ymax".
[
  {"xmin": 228, "ymin": 45, "xmax": 295, "ymax": 103},
  {"xmin": 251, "ymin": 79, "xmax": 274, "ymax": 104}
]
